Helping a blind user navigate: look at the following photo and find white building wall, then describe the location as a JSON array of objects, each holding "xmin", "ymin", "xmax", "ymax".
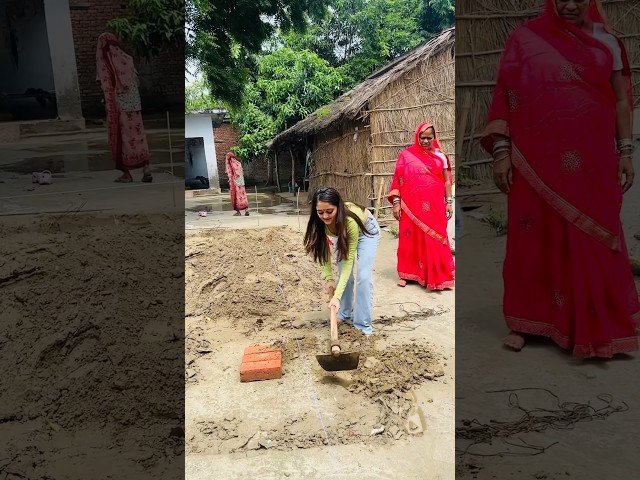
[{"xmin": 185, "ymin": 114, "xmax": 221, "ymax": 192}]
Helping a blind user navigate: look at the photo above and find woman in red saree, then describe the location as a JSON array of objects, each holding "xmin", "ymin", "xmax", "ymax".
[
  {"xmin": 96, "ymin": 33, "xmax": 152, "ymax": 183},
  {"xmin": 225, "ymin": 152, "xmax": 250, "ymax": 216},
  {"xmin": 388, "ymin": 123, "xmax": 455, "ymax": 290},
  {"xmin": 482, "ymin": 0, "xmax": 638, "ymax": 357}
]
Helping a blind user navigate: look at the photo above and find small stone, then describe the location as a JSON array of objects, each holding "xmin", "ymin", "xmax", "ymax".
[
  {"xmin": 363, "ymin": 357, "xmax": 380, "ymax": 369},
  {"xmin": 186, "ymin": 369, "xmax": 196, "ymax": 378},
  {"xmin": 246, "ymin": 437, "xmax": 260, "ymax": 450},
  {"xmin": 377, "ymin": 384, "xmax": 394, "ymax": 394},
  {"xmin": 370, "ymin": 425, "xmax": 385, "ymax": 435}
]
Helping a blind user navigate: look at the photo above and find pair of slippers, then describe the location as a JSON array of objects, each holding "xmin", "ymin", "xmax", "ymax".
[{"xmin": 32, "ymin": 171, "xmax": 53, "ymax": 185}]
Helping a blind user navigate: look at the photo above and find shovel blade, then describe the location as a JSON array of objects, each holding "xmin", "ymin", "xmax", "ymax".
[{"xmin": 316, "ymin": 352, "xmax": 360, "ymax": 371}]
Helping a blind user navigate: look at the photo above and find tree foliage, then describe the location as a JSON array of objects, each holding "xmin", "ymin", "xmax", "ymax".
[
  {"xmin": 107, "ymin": 0, "xmax": 184, "ymax": 57},
  {"xmin": 185, "ymin": 76, "xmax": 217, "ymax": 113},
  {"xmin": 191, "ymin": 0, "xmax": 455, "ymax": 162},
  {"xmin": 187, "ymin": 0, "xmax": 329, "ymax": 107},
  {"xmin": 231, "ymin": 49, "xmax": 344, "ymax": 160},
  {"xmin": 280, "ymin": 0, "xmax": 454, "ymax": 88}
]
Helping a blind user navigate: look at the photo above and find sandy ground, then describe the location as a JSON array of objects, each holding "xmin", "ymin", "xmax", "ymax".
[
  {"xmin": 0, "ymin": 124, "xmax": 187, "ymax": 478},
  {"xmin": 0, "ymin": 213, "xmax": 184, "ymax": 480},
  {"xmin": 184, "ymin": 204, "xmax": 456, "ymax": 480},
  {"xmin": 455, "ymin": 169, "xmax": 640, "ymax": 478}
]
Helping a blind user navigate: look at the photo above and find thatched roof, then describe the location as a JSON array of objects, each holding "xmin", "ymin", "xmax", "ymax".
[{"xmin": 268, "ymin": 27, "xmax": 455, "ymax": 149}]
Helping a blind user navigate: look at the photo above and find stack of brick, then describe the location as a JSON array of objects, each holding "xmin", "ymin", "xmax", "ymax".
[{"xmin": 239, "ymin": 345, "xmax": 282, "ymax": 382}]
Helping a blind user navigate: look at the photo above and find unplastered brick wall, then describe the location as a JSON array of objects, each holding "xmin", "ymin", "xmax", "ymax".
[
  {"xmin": 214, "ymin": 122, "xmax": 306, "ymax": 190},
  {"xmin": 216, "ymin": 122, "xmax": 271, "ymax": 188},
  {"xmin": 69, "ymin": 0, "xmax": 183, "ymax": 116}
]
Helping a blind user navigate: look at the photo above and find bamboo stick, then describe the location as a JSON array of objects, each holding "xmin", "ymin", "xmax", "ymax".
[{"xmin": 374, "ymin": 177, "xmax": 384, "ymax": 219}]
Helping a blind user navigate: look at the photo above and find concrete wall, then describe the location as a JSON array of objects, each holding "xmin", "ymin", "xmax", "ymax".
[
  {"xmin": 44, "ymin": 0, "xmax": 83, "ymax": 119},
  {"xmin": 185, "ymin": 114, "xmax": 220, "ymax": 192}
]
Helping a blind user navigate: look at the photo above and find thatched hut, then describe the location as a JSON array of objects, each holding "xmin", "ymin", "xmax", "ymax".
[
  {"xmin": 456, "ymin": 0, "xmax": 640, "ymax": 182},
  {"xmin": 268, "ymin": 28, "xmax": 455, "ymax": 210}
]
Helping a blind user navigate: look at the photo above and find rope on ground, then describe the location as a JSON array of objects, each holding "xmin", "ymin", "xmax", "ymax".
[{"xmin": 456, "ymin": 387, "xmax": 628, "ymax": 457}]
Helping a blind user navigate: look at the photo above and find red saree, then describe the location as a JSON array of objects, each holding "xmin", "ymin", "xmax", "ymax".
[
  {"xmin": 482, "ymin": 0, "xmax": 639, "ymax": 357},
  {"xmin": 388, "ymin": 123, "xmax": 455, "ymax": 290},
  {"xmin": 96, "ymin": 33, "xmax": 150, "ymax": 172},
  {"xmin": 225, "ymin": 153, "xmax": 249, "ymax": 211}
]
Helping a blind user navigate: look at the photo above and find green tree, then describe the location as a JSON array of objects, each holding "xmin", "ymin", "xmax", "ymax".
[
  {"xmin": 231, "ymin": 48, "xmax": 344, "ymax": 160},
  {"xmin": 107, "ymin": 0, "xmax": 184, "ymax": 57},
  {"xmin": 419, "ymin": 0, "xmax": 455, "ymax": 37},
  {"xmin": 279, "ymin": 0, "xmax": 453, "ymax": 88},
  {"xmin": 185, "ymin": 76, "xmax": 217, "ymax": 113},
  {"xmin": 188, "ymin": 0, "xmax": 329, "ymax": 107}
]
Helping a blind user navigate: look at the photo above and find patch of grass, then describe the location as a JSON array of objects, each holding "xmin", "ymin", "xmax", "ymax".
[
  {"xmin": 316, "ymin": 106, "xmax": 331, "ymax": 118},
  {"xmin": 389, "ymin": 225, "xmax": 399, "ymax": 238},
  {"xmin": 482, "ymin": 206, "xmax": 507, "ymax": 236}
]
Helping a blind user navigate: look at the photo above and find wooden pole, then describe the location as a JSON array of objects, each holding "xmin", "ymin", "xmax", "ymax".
[
  {"xmin": 373, "ymin": 177, "xmax": 384, "ymax": 219},
  {"xmin": 289, "ymin": 145, "xmax": 295, "ymax": 194},
  {"xmin": 166, "ymin": 111, "xmax": 175, "ymax": 208},
  {"xmin": 274, "ymin": 150, "xmax": 282, "ymax": 193}
]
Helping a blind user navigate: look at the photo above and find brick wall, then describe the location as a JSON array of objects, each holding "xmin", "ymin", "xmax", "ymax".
[
  {"xmin": 214, "ymin": 121, "xmax": 308, "ymax": 190},
  {"xmin": 214, "ymin": 121, "xmax": 239, "ymax": 188},
  {"xmin": 69, "ymin": 0, "xmax": 183, "ymax": 117}
]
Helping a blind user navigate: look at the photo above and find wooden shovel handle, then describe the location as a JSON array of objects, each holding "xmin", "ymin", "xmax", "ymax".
[{"xmin": 330, "ymin": 307, "xmax": 340, "ymax": 356}]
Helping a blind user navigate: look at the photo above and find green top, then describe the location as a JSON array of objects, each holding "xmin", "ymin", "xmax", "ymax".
[{"xmin": 321, "ymin": 202, "xmax": 367, "ymax": 300}]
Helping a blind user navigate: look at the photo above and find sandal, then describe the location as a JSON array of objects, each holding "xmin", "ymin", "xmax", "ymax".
[
  {"xmin": 141, "ymin": 173, "xmax": 153, "ymax": 183},
  {"xmin": 114, "ymin": 175, "xmax": 133, "ymax": 183},
  {"xmin": 233, "ymin": 212, "xmax": 241, "ymax": 216},
  {"xmin": 38, "ymin": 170, "xmax": 53, "ymax": 185},
  {"xmin": 245, "ymin": 211, "xmax": 250, "ymax": 216}
]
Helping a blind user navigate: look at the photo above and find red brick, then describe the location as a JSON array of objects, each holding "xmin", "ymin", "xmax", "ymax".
[
  {"xmin": 240, "ymin": 359, "xmax": 282, "ymax": 382},
  {"xmin": 243, "ymin": 351, "xmax": 282, "ymax": 364},
  {"xmin": 243, "ymin": 345, "xmax": 279, "ymax": 356}
]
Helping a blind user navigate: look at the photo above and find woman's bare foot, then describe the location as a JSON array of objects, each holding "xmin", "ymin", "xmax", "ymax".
[
  {"xmin": 233, "ymin": 211, "xmax": 241, "ymax": 216},
  {"xmin": 503, "ymin": 331, "xmax": 525, "ymax": 351},
  {"xmin": 397, "ymin": 278, "xmax": 407, "ymax": 287}
]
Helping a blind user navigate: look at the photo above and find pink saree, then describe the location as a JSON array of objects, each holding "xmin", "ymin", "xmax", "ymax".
[
  {"xmin": 388, "ymin": 123, "xmax": 455, "ymax": 290},
  {"xmin": 225, "ymin": 153, "xmax": 249, "ymax": 211},
  {"xmin": 482, "ymin": 0, "xmax": 639, "ymax": 357},
  {"xmin": 96, "ymin": 33, "xmax": 150, "ymax": 172}
]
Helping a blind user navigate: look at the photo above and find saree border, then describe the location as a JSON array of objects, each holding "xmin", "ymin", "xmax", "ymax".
[
  {"xmin": 511, "ymin": 143, "xmax": 620, "ymax": 252},
  {"xmin": 506, "ymin": 314, "xmax": 639, "ymax": 358},
  {"xmin": 400, "ymin": 200, "xmax": 447, "ymax": 245}
]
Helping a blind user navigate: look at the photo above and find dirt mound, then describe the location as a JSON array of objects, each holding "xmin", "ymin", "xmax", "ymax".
[
  {"xmin": 185, "ymin": 227, "xmax": 325, "ymax": 323},
  {"xmin": 0, "ymin": 214, "xmax": 184, "ymax": 476}
]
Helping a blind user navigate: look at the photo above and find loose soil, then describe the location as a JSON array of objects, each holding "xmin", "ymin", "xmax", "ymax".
[
  {"xmin": 185, "ymin": 226, "xmax": 447, "ymax": 458},
  {"xmin": 0, "ymin": 214, "xmax": 184, "ymax": 479}
]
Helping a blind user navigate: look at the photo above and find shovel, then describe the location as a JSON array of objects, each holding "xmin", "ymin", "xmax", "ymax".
[{"xmin": 316, "ymin": 306, "xmax": 360, "ymax": 371}]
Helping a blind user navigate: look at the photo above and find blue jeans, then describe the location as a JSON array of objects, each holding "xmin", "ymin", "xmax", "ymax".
[{"xmin": 336, "ymin": 216, "xmax": 381, "ymax": 335}]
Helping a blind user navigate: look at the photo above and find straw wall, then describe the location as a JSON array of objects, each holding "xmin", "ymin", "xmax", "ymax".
[
  {"xmin": 369, "ymin": 43, "xmax": 455, "ymax": 213},
  {"xmin": 456, "ymin": 0, "xmax": 640, "ymax": 182},
  {"xmin": 308, "ymin": 119, "xmax": 373, "ymax": 206}
]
